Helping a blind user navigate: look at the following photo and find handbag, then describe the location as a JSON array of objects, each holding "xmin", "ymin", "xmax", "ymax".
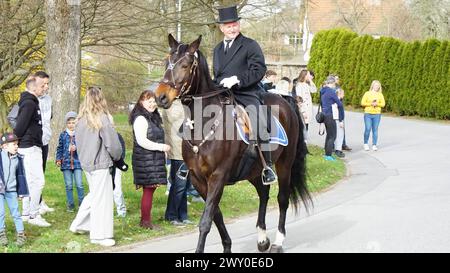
[
  {"xmin": 315, "ymin": 110, "xmax": 324, "ymax": 124},
  {"xmin": 315, "ymin": 92, "xmax": 325, "ymax": 123}
]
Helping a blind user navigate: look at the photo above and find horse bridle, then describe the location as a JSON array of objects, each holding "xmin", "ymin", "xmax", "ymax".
[
  {"xmin": 161, "ymin": 44, "xmax": 199, "ymax": 99},
  {"xmin": 162, "ymin": 44, "xmax": 233, "ymax": 103},
  {"xmin": 162, "ymin": 45, "xmax": 236, "ymax": 154}
]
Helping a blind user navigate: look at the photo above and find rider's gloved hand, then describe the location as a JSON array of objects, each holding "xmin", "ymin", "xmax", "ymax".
[{"xmin": 220, "ymin": 76, "xmax": 240, "ymax": 89}]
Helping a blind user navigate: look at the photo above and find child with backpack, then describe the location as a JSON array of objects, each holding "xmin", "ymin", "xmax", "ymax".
[
  {"xmin": 0, "ymin": 132, "xmax": 29, "ymax": 247},
  {"xmin": 55, "ymin": 112, "xmax": 85, "ymax": 212}
]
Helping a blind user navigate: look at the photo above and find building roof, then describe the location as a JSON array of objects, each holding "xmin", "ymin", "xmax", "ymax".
[{"xmin": 307, "ymin": 0, "xmax": 406, "ymax": 35}]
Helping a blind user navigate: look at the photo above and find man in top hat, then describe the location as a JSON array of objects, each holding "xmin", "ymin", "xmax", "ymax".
[{"xmin": 213, "ymin": 5, "xmax": 276, "ymax": 185}]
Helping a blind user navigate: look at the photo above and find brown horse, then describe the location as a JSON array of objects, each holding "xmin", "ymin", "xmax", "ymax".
[{"xmin": 155, "ymin": 34, "xmax": 312, "ymax": 253}]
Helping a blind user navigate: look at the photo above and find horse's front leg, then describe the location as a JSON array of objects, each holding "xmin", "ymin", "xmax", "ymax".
[
  {"xmin": 196, "ymin": 173, "xmax": 226, "ymax": 253},
  {"xmin": 213, "ymin": 207, "xmax": 232, "ymax": 253},
  {"xmin": 250, "ymin": 177, "xmax": 271, "ymax": 252}
]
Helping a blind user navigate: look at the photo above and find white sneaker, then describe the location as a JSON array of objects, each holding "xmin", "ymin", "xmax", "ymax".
[
  {"xmin": 364, "ymin": 144, "xmax": 370, "ymax": 151},
  {"xmin": 372, "ymin": 145, "xmax": 378, "ymax": 151},
  {"xmin": 40, "ymin": 202, "xmax": 55, "ymax": 214},
  {"xmin": 28, "ymin": 215, "xmax": 51, "ymax": 227},
  {"xmin": 90, "ymin": 239, "xmax": 115, "ymax": 247},
  {"xmin": 39, "ymin": 207, "xmax": 48, "ymax": 215},
  {"xmin": 69, "ymin": 226, "xmax": 89, "ymax": 234},
  {"xmin": 21, "ymin": 215, "xmax": 30, "ymax": 222}
]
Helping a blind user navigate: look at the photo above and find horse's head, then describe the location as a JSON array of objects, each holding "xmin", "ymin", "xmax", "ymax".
[{"xmin": 155, "ymin": 34, "xmax": 202, "ymax": 109}]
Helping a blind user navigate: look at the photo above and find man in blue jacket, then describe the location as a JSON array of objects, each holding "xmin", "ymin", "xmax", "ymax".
[{"xmin": 0, "ymin": 132, "xmax": 29, "ymax": 247}]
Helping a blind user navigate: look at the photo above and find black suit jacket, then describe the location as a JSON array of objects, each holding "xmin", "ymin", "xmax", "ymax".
[{"xmin": 213, "ymin": 33, "xmax": 267, "ymax": 106}]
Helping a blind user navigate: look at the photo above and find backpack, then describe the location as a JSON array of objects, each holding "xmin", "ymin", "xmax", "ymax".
[{"xmin": 7, "ymin": 103, "xmax": 19, "ymax": 129}]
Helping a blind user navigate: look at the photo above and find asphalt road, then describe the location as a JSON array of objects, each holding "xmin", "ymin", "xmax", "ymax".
[{"xmin": 114, "ymin": 109, "xmax": 450, "ymax": 253}]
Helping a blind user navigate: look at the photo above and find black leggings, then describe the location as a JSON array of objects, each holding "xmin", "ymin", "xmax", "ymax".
[
  {"xmin": 42, "ymin": 145, "xmax": 48, "ymax": 172},
  {"xmin": 324, "ymin": 115, "xmax": 336, "ymax": 156}
]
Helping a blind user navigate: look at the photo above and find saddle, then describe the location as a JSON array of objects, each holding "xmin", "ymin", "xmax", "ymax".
[
  {"xmin": 234, "ymin": 105, "xmax": 253, "ymax": 140},
  {"xmin": 224, "ymin": 93, "xmax": 288, "ymax": 184},
  {"xmin": 219, "ymin": 91, "xmax": 288, "ymax": 146},
  {"xmin": 233, "ymin": 108, "xmax": 288, "ymax": 147},
  {"xmin": 180, "ymin": 91, "xmax": 287, "ymax": 184}
]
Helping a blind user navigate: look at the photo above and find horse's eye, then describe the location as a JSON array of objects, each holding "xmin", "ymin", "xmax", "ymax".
[{"xmin": 181, "ymin": 65, "xmax": 189, "ymax": 69}]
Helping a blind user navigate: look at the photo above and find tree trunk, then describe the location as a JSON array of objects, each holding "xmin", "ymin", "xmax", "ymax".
[
  {"xmin": 45, "ymin": 0, "xmax": 81, "ymax": 159},
  {"xmin": 0, "ymin": 93, "xmax": 9, "ymax": 133}
]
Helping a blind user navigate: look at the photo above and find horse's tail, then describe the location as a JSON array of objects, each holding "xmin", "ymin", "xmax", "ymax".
[{"xmin": 286, "ymin": 97, "xmax": 313, "ymax": 213}]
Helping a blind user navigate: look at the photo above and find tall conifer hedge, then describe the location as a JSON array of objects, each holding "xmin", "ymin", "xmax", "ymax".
[{"xmin": 308, "ymin": 29, "xmax": 450, "ymax": 119}]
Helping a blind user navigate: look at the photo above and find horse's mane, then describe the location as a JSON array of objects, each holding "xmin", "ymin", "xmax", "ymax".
[
  {"xmin": 196, "ymin": 49, "xmax": 219, "ymax": 92},
  {"xmin": 176, "ymin": 43, "xmax": 218, "ymax": 92}
]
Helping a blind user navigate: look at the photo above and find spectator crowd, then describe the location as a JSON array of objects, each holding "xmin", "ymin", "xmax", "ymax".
[{"xmin": 0, "ymin": 6, "xmax": 386, "ymax": 248}]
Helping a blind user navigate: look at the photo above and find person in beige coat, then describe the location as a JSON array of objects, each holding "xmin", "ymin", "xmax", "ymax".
[
  {"xmin": 295, "ymin": 69, "xmax": 317, "ymax": 134},
  {"xmin": 161, "ymin": 100, "xmax": 193, "ymax": 226}
]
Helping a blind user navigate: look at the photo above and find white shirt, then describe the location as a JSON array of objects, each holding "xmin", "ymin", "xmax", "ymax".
[
  {"xmin": 223, "ymin": 38, "xmax": 235, "ymax": 52},
  {"xmin": 38, "ymin": 94, "xmax": 52, "ymax": 146}
]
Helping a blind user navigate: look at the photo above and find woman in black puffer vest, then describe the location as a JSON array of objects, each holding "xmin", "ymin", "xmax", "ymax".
[{"xmin": 129, "ymin": 90, "xmax": 171, "ymax": 229}]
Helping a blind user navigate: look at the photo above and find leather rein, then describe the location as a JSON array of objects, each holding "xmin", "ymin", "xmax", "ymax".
[
  {"xmin": 161, "ymin": 44, "xmax": 230, "ymax": 103},
  {"xmin": 161, "ymin": 45, "xmax": 233, "ymax": 154}
]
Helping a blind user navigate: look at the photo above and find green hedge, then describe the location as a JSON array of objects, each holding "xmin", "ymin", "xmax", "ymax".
[{"xmin": 308, "ymin": 29, "xmax": 450, "ymax": 119}]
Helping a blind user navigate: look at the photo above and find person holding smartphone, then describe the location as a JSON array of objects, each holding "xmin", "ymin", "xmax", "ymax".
[{"xmin": 361, "ymin": 80, "xmax": 386, "ymax": 151}]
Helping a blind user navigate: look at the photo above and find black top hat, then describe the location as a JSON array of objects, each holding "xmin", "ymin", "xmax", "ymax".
[{"xmin": 217, "ymin": 5, "xmax": 241, "ymax": 24}]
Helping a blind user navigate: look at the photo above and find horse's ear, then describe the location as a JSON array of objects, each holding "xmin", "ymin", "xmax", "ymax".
[
  {"xmin": 188, "ymin": 35, "xmax": 202, "ymax": 55},
  {"xmin": 168, "ymin": 34, "xmax": 179, "ymax": 49}
]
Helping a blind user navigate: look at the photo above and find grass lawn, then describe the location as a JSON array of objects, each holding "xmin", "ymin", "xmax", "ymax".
[{"xmin": 1, "ymin": 114, "xmax": 345, "ymax": 253}]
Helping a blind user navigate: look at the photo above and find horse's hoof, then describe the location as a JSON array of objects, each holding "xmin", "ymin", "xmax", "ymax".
[
  {"xmin": 257, "ymin": 238, "xmax": 271, "ymax": 252},
  {"xmin": 269, "ymin": 244, "xmax": 284, "ymax": 253}
]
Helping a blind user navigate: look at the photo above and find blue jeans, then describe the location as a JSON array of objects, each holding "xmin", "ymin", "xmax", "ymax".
[
  {"xmin": 63, "ymin": 169, "xmax": 85, "ymax": 209},
  {"xmin": 0, "ymin": 192, "xmax": 24, "ymax": 233},
  {"xmin": 187, "ymin": 182, "xmax": 200, "ymax": 197},
  {"xmin": 364, "ymin": 114, "xmax": 381, "ymax": 145},
  {"xmin": 165, "ymin": 160, "xmax": 189, "ymax": 222}
]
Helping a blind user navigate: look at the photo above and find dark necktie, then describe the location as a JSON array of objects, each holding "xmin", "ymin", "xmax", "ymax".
[{"xmin": 224, "ymin": 39, "xmax": 232, "ymax": 55}]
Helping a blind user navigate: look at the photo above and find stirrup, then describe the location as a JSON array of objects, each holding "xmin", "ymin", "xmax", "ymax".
[{"xmin": 262, "ymin": 167, "xmax": 278, "ymax": 185}]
